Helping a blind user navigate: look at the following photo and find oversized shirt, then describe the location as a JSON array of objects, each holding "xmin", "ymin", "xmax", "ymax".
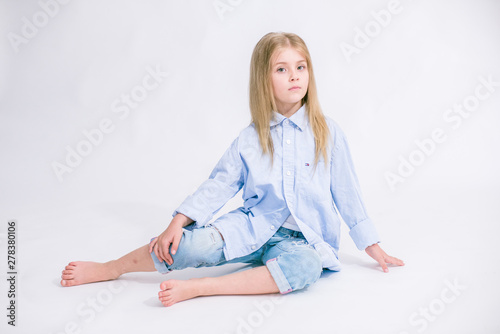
[{"xmin": 173, "ymin": 104, "xmax": 380, "ymax": 271}]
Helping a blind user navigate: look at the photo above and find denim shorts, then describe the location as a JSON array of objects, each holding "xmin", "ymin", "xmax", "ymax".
[{"xmin": 150, "ymin": 225, "xmax": 323, "ymax": 294}]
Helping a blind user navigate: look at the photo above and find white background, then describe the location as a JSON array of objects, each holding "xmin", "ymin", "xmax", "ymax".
[{"xmin": 1, "ymin": 0, "xmax": 499, "ymax": 333}]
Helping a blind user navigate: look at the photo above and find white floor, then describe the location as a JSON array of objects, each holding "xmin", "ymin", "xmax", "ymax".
[{"xmin": 1, "ymin": 186, "xmax": 499, "ymax": 334}]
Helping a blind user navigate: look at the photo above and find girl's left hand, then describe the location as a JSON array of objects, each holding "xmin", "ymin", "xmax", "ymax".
[{"xmin": 365, "ymin": 243, "xmax": 405, "ymax": 273}]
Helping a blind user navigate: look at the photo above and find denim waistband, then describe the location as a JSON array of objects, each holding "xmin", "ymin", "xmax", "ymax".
[{"xmin": 277, "ymin": 226, "xmax": 305, "ymax": 239}]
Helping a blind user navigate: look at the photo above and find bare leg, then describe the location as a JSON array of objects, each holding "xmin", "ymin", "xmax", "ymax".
[
  {"xmin": 61, "ymin": 244, "xmax": 155, "ymax": 287},
  {"xmin": 158, "ymin": 265, "xmax": 279, "ymax": 307}
]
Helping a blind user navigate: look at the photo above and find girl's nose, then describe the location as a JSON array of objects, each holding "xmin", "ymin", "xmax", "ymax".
[{"xmin": 290, "ymin": 70, "xmax": 299, "ymax": 81}]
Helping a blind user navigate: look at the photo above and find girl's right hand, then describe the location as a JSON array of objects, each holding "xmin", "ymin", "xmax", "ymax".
[{"xmin": 149, "ymin": 218, "xmax": 185, "ymax": 265}]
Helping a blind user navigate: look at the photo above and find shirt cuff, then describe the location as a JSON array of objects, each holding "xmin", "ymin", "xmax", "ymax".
[{"xmin": 348, "ymin": 218, "xmax": 380, "ymax": 250}]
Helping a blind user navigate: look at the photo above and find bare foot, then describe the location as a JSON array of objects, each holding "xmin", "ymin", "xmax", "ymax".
[
  {"xmin": 60, "ymin": 261, "xmax": 121, "ymax": 287},
  {"xmin": 158, "ymin": 279, "xmax": 203, "ymax": 307}
]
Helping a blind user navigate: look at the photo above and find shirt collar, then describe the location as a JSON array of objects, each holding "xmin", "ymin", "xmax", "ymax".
[{"xmin": 270, "ymin": 104, "xmax": 307, "ymax": 131}]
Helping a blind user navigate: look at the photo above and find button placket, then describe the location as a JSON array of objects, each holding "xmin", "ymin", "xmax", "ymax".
[{"xmin": 282, "ymin": 119, "xmax": 295, "ymax": 209}]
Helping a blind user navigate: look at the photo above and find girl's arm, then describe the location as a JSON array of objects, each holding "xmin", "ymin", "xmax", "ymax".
[
  {"xmin": 151, "ymin": 137, "xmax": 244, "ymax": 263},
  {"xmin": 329, "ymin": 122, "xmax": 404, "ymax": 271},
  {"xmin": 329, "ymin": 123, "xmax": 379, "ymax": 250},
  {"xmin": 173, "ymin": 137, "xmax": 245, "ymax": 228}
]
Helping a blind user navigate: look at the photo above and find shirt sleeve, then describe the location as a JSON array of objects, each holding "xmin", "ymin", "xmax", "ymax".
[
  {"xmin": 173, "ymin": 137, "xmax": 245, "ymax": 228},
  {"xmin": 329, "ymin": 123, "xmax": 380, "ymax": 250}
]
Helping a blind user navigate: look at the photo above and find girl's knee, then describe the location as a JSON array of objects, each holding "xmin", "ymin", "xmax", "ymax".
[
  {"xmin": 174, "ymin": 227, "xmax": 225, "ymax": 266},
  {"xmin": 291, "ymin": 247, "xmax": 323, "ymax": 284},
  {"xmin": 266, "ymin": 247, "xmax": 322, "ymax": 294},
  {"xmin": 151, "ymin": 227, "xmax": 225, "ymax": 273}
]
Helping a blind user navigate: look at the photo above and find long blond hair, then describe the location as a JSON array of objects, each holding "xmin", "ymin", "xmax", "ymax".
[{"xmin": 249, "ymin": 32, "xmax": 330, "ymax": 169}]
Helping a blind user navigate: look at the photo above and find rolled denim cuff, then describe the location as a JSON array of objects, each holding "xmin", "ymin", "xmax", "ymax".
[
  {"xmin": 150, "ymin": 238, "xmax": 171, "ymax": 275},
  {"xmin": 266, "ymin": 258, "xmax": 292, "ymax": 294}
]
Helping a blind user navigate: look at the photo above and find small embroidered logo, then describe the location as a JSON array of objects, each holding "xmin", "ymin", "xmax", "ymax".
[{"xmin": 305, "ymin": 163, "xmax": 310, "ymax": 166}]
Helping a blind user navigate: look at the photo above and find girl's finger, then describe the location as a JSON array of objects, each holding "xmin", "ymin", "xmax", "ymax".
[
  {"xmin": 171, "ymin": 232, "xmax": 182, "ymax": 256},
  {"xmin": 154, "ymin": 241, "xmax": 163, "ymax": 263},
  {"xmin": 377, "ymin": 258, "xmax": 389, "ymax": 273},
  {"xmin": 158, "ymin": 241, "xmax": 168, "ymax": 264},
  {"xmin": 387, "ymin": 256, "xmax": 405, "ymax": 266},
  {"xmin": 164, "ymin": 243, "xmax": 174, "ymax": 265},
  {"xmin": 149, "ymin": 238, "xmax": 158, "ymax": 253}
]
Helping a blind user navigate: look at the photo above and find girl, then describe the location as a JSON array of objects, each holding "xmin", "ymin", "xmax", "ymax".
[{"xmin": 60, "ymin": 32, "xmax": 404, "ymax": 307}]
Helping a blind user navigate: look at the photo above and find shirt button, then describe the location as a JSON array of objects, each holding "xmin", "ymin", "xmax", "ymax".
[
  {"xmin": 270, "ymin": 225, "xmax": 275, "ymax": 230},
  {"xmin": 284, "ymin": 119, "xmax": 289, "ymax": 125},
  {"xmin": 251, "ymin": 245, "xmax": 256, "ymax": 250},
  {"xmin": 286, "ymin": 139, "xmax": 291, "ymax": 144},
  {"xmin": 287, "ymin": 171, "xmax": 291, "ymax": 176}
]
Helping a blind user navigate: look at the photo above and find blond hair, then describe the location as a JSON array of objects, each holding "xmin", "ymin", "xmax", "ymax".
[{"xmin": 249, "ymin": 32, "xmax": 330, "ymax": 170}]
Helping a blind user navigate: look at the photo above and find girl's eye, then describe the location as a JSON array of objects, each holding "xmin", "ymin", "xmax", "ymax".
[
  {"xmin": 298, "ymin": 65, "xmax": 305, "ymax": 70},
  {"xmin": 277, "ymin": 67, "xmax": 286, "ymax": 73}
]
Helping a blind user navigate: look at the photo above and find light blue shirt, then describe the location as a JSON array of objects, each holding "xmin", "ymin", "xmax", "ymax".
[{"xmin": 173, "ymin": 104, "xmax": 380, "ymax": 270}]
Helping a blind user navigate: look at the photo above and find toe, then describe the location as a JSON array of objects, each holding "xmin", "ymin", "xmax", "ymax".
[
  {"xmin": 160, "ymin": 280, "xmax": 175, "ymax": 291},
  {"xmin": 65, "ymin": 279, "xmax": 78, "ymax": 287},
  {"xmin": 62, "ymin": 271, "xmax": 73, "ymax": 278},
  {"xmin": 159, "ymin": 292, "xmax": 171, "ymax": 301}
]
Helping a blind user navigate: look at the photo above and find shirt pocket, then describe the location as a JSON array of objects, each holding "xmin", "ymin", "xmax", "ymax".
[{"xmin": 298, "ymin": 154, "xmax": 330, "ymax": 202}]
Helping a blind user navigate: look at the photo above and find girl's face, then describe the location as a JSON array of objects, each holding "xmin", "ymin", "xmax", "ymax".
[{"xmin": 270, "ymin": 47, "xmax": 309, "ymax": 116}]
